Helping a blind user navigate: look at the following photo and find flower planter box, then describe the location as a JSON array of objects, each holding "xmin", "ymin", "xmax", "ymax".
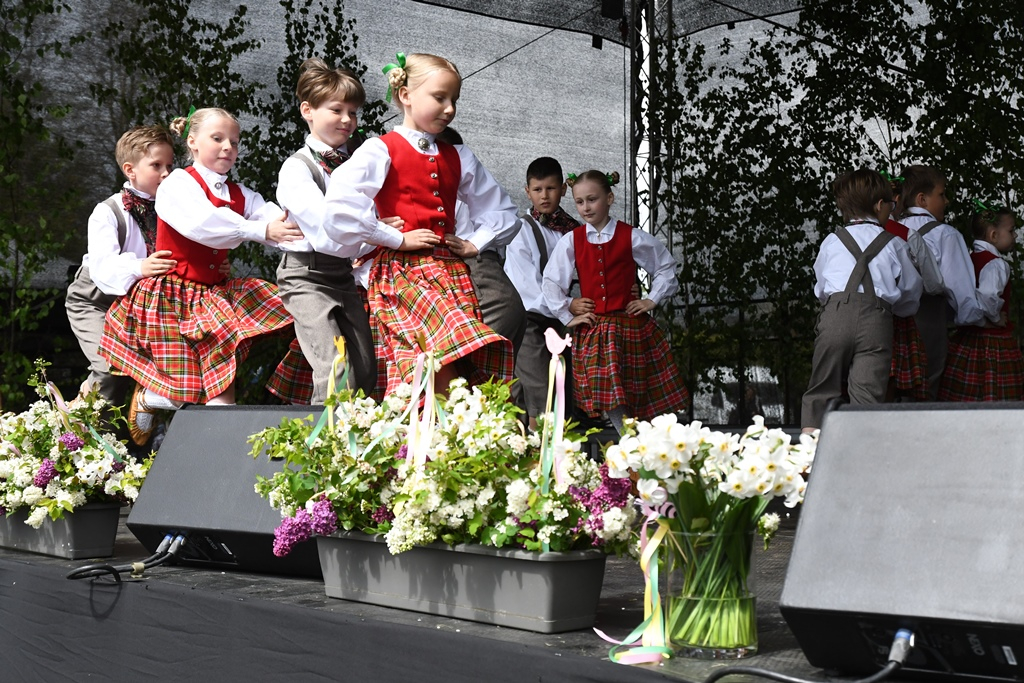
[
  {"xmin": 317, "ymin": 531, "xmax": 607, "ymax": 633},
  {"xmin": 0, "ymin": 503, "xmax": 121, "ymax": 559}
]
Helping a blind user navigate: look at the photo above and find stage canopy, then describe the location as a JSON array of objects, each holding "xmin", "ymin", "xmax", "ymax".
[{"xmin": 409, "ymin": 0, "xmax": 804, "ymax": 46}]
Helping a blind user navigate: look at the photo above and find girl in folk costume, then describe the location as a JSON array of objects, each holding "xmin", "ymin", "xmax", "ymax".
[
  {"xmin": 939, "ymin": 204, "xmax": 1023, "ymax": 401},
  {"xmin": 100, "ymin": 107, "xmax": 308, "ymax": 444},
  {"xmin": 881, "ymin": 171, "xmax": 944, "ymax": 400},
  {"xmin": 541, "ymin": 170, "xmax": 690, "ymax": 434},
  {"xmin": 318, "ymin": 52, "xmax": 520, "ymax": 395}
]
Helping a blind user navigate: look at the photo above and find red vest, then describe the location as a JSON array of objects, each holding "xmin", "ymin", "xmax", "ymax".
[
  {"xmin": 575, "ymin": 221, "xmax": 635, "ymax": 314},
  {"xmin": 884, "ymin": 219, "xmax": 910, "ymax": 241},
  {"xmin": 972, "ymin": 249, "xmax": 1012, "ymax": 335},
  {"xmin": 374, "ymin": 132, "xmax": 461, "ymax": 240},
  {"xmin": 155, "ymin": 166, "xmax": 243, "ymax": 285}
]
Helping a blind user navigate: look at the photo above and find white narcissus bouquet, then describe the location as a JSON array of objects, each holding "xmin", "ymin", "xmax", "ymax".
[
  {"xmin": 604, "ymin": 414, "xmax": 816, "ymax": 657},
  {"xmin": 0, "ymin": 362, "xmax": 153, "ymax": 528}
]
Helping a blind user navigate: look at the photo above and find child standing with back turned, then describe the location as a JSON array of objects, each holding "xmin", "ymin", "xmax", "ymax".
[
  {"xmin": 317, "ymin": 52, "xmax": 520, "ymax": 395},
  {"xmin": 542, "ymin": 170, "xmax": 689, "ymax": 434},
  {"xmin": 66, "ymin": 126, "xmax": 178, "ymax": 403},
  {"xmin": 276, "ymin": 58, "xmax": 377, "ymax": 403},
  {"xmin": 939, "ymin": 204, "xmax": 1022, "ymax": 401},
  {"xmin": 801, "ymin": 169, "xmax": 922, "ymax": 432},
  {"xmin": 100, "ymin": 107, "xmax": 307, "ymax": 443}
]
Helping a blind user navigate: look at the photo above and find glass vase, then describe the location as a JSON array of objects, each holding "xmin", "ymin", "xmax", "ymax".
[{"xmin": 661, "ymin": 530, "xmax": 757, "ymax": 659}]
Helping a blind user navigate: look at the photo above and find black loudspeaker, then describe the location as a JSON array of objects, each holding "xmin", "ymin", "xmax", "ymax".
[
  {"xmin": 127, "ymin": 405, "xmax": 325, "ymax": 578},
  {"xmin": 780, "ymin": 403, "xmax": 1024, "ymax": 681}
]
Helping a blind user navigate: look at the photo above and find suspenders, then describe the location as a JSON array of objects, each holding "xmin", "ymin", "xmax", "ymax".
[
  {"xmin": 102, "ymin": 197, "xmax": 128, "ymax": 253},
  {"xmin": 523, "ymin": 215, "xmax": 549, "ymax": 273},
  {"xmin": 834, "ymin": 227, "xmax": 896, "ymax": 310},
  {"xmin": 290, "ymin": 152, "xmax": 327, "ymax": 195}
]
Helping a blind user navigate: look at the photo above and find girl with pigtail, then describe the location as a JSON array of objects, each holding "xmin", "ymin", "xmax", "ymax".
[
  {"xmin": 101, "ymin": 107, "xmax": 310, "ymax": 444},
  {"xmin": 318, "ymin": 52, "xmax": 521, "ymax": 396},
  {"xmin": 541, "ymin": 170, "xmax": 689, "ymax": 434}
]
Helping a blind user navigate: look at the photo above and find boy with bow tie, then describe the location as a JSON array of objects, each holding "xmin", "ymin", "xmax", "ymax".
[
  {"xmin": 66, "ymin": 125, "xmax": 178, "ymax": 403},
  {"xmin": 275, "ymin": 57, "xmax": 377, "ymax": 403}
]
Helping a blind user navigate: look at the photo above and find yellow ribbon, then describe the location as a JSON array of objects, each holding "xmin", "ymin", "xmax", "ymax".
[{"xmin": 326, "ymin": 336, "xmax": 347, "ymax": 430}]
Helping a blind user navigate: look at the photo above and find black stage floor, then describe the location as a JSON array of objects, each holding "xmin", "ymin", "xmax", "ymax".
[{"xmin": 0, "ymin": 507, "xmax": 924, "ymax": 683}]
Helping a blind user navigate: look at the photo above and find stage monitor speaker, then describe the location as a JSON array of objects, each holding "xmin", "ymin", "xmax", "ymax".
[
  {"xmin": 780, "ymin": 403, "xmax": 1024, "ymax": 681},
  {"xmin": 127, "ymin": 404, "xmax": 325, "ymax": 578}
]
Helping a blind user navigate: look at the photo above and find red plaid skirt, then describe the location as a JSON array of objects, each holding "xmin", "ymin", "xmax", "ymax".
[
  {"xmin": 938, "ymin": 328, "xmax": 1024, "ymax": 402},
  {"xmin": 571, "ymin": 312, "xmax": 690, "ymax": 420},
  {"xmin": 100, "ymin": 274, "xmax": 307, "ymax": 404},
  {"xmin": 890, "ymin": 315, "xmax": 929, "ymax": 399},
  {"xmin": 266, "ymin": 337, "xmax": 314, "ymax": 405},
  {"xmin": 368, "ymin": 246, "xmax": 512, "ymax": 397}
]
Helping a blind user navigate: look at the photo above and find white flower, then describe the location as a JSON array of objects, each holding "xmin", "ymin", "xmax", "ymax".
[
  {"xmin": 506, "ymin": 434, "xmax": 527, "ymax": 455},
  {"xmin": 636, "ymin": 478, "xmax": 667, "ymax": 505},
  {"xmin": 760, "ymin": 512, "xmax": 781, "ymax": 534},
  {"xmin": 21, "ymin": 485, "xmax": 44, "ymax": 506},
  {"xmin": 25, "ymin": 507, "xmax": 48, "ymax": 529}
]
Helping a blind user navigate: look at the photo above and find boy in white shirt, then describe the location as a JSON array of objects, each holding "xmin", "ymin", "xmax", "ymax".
[{"xmin": 65, "ymin": 126, "xmax": 177, "ymax": 402}]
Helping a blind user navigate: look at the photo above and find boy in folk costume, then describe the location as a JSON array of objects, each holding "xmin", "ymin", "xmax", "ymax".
[
  {"xmin": 899, "ymin": 164, "xmax": 985, "ymax": 398},
  {"xmin": 275, "ymin": 58, "xmax": 377, "ymax": 404},
  {"xmin": 66, "ymin": 126, "xmax": 178, "ymax": 404},
  {"xmin": 939, "ymin": 204, "xmax": 1023, "ymax": 401},
  {"xmin": 801, "ymin": 169, "xmax": 923, "ymax": 432},
  {"xmin": 436, "ymin": 126, "xmax": 527, "ymax": 357},
  {"xmin": 504, "ymin": 156, "xmax": 580, "ymax": 429}
]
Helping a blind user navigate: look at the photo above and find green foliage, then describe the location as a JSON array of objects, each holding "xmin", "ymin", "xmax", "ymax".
[
  {"xmin": 0, "ymin": 0, "xmax": 85, "ymax": 411},
  {"xmin": 661, "ymin": 2, "xmax": 1024, "ymax": 423}
]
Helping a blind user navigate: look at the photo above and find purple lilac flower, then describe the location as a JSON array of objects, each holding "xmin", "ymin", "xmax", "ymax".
[
  {"xmin": 371, "ymin": 505, "xmax": 394, "ymax": 524},
  {"xmin": 34, "ymin": 459, "xmax": 58, "ymax": 488},
  {"xmin": 58, "ymin": 432, "xmax": 85, "ymax": 452},
  {"xmin": 396, "ymin": 444, "xmax": 408, "ymax": 460},
  {"xmin": 272, "ymin": 509, "xmax": 312, "ymax": 557},
  {"xmin": 569, "ymin": 485, "xmax": 591, "ymax": 505},
  {"xmin": 309, "ymin": 498, "xmax": 337, "ymax": 536},
  {"xmin": 112, "ymin": 459, "xmax": 126, "ymax": 472}
]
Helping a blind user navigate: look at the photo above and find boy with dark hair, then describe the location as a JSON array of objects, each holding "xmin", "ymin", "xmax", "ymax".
[
  {"xmin": 801, "ymin": 168, "xmax": 923, "ymax": 431},
  {"xmin": 504, "ymin": 157, "xmax": 580, "ymax": 428},
  {"xmin": 900, "ymin": 164, "xmax": 985, "ymax": 398}
]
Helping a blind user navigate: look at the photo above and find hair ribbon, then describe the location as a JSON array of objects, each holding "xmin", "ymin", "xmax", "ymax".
[
  {"xmin": 182, "ymin": 105, "xmax": 196, "ymax": 139},
  {"xmin": 381, "ymin": 52, "xmax": 407, "ymax": 102}
]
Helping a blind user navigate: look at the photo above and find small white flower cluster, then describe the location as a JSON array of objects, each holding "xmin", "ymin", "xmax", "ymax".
[
  {"xmin": 0, "ymin": 378, "xmax": 152, "ymax": 528},
  {"xmin": 607, "ymin": 414, "xmax": 815, "ymax": 508}
]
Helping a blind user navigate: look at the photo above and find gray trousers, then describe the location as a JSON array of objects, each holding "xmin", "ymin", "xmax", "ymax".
[
  {"xmin": 801, "ymin": 293, "xmax": 893, "ymax": 429},
  {"xmin": 914, "ymin": 293, "xmax": 949, "ymax": 400},
  {"xmin": 464, "ymin": 251, "xmax": 526, "ymax": 354},
  {"xmin": 65, "ymin": 265, "xmax": 130, "ymax": 402},
  {"xmin": 515, "ymin": 312, "xmax": 573, "ymax": 420},
  {"xmin": 276, "ymin": 252, "xmax": 376, "ymax": 404}
]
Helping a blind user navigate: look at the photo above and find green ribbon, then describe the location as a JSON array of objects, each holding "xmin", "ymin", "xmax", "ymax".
[
  {"xmin": 880, "ymin": 170, "xmax": 905, "ymax": 183},
  {"xmin": 973, "ymin": 198, "xmax": 995, "ymax": 212},
  {"xmin": 182, "ymin": 105, "xmax": 197, "ymax": 139},
  {"xmin": 381, "ymin": 52, "xmax": 407, "ymax": 102},
  {"xmin": 605, "ymin": 172, "xmax": 617, "ymax": 187}
]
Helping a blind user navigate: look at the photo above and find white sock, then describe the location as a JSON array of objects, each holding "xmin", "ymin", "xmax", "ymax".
[
  {"xmin": 142, "ymin": 389, "xmax": 183, "ymax": 411},
  {"xmin": 134, "ymin": 408, "xmax": 155, "ymax": 433}
]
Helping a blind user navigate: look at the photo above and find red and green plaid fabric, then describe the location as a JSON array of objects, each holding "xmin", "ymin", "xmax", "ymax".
[
  {"xmin": 938, "ymin": 327, "xmax": 1024, "ymax": 402},
  {"xmin": 368, "ymin": 246, "xmax": 513, "ymax": 397},
  {"xmin": 100, "ymin": 274, "xmax": 302, "ymax": 404},
  {"xmin": 890, "ymin": 315, "xmax": 929, "ymax": 400},
  {"xmin": 571, "ymin": 312, "xmax": 690, "ymax": 420},
  {"xmin": 266, "ymin": 337, "xmax": 314, "ymax": 404}
]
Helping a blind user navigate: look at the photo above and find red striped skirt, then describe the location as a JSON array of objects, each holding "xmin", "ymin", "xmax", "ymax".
[
  {"xmin": 359, "ymin": 286, "xmax": 388, "ymax": 403},
  {"xmin": 890, "ymin": 315, "xmax": 929, "ymax": 399},
  {"xmin": 367, "ymin": 246, "xmax": 512, "ymax": 397},
  {"xmin": 266, "ymin": 337, "xmax": 314, "ymax": 405},
  {"xmin": 938, "ymin": 327, "xmax": 1024, "ymax": 402},
  {"xmin": 100, "ymin": 274, "xmax": 307, "ymax": 404},
  {"xmin": 571, "ymin": 312, "xmax": 690, "ymax": 420}
]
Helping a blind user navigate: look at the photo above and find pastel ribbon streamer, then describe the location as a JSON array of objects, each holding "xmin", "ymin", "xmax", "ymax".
[
  {"xmin": 45, "ymin": 382, "xmax": 123, "ymax": 464},
  {"xmin": 594, "ymin": 506, "xmax": 673, "ymax": 665}
]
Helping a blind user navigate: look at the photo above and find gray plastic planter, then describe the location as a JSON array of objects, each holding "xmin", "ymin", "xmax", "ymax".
[
  {"xmin": 0, "ymin": 503, "xmax": 120, "ymax": 559},
  {"xmin": 317, "ymin": 531, "xmax": 608, "ymax": 633}
]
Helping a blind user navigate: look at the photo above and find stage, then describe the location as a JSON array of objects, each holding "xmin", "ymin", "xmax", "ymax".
[{"xmin": 0, "ymin": 506, "xmax": 917, "ymax": 683}]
